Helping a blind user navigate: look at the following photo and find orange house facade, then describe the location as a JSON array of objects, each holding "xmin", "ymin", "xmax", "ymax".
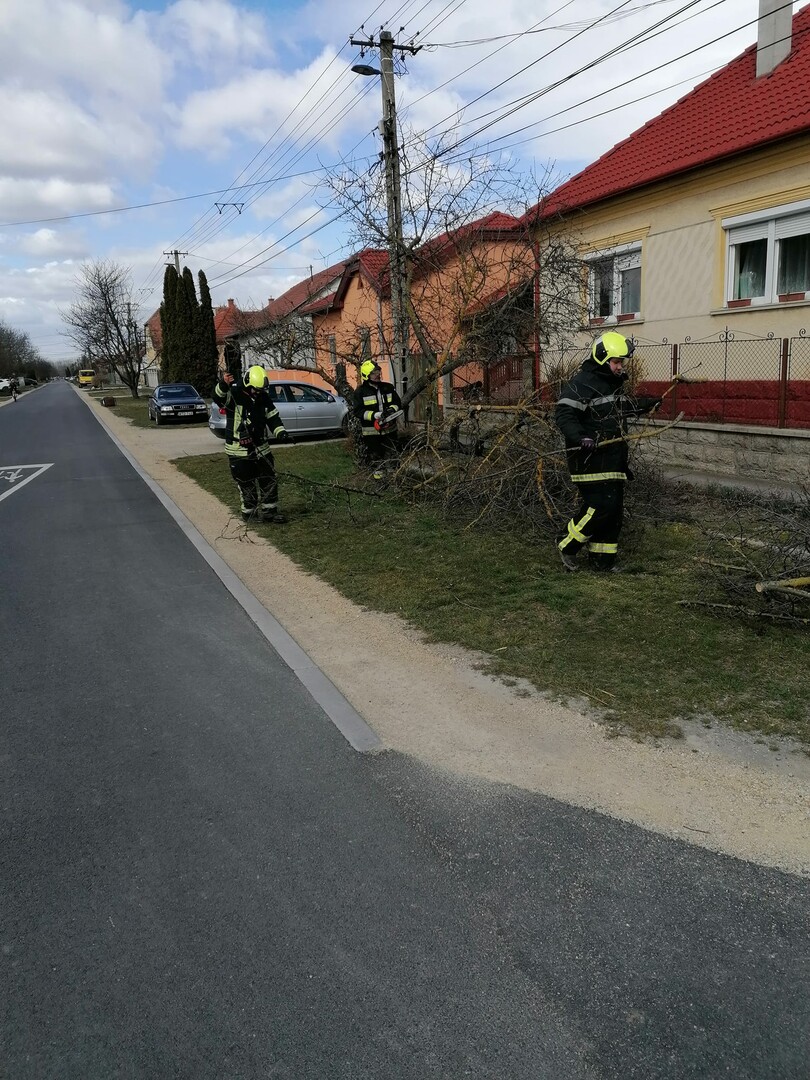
[{"xmin": 308, "ymin": 214, "xmax": 538, "ymax": 412}]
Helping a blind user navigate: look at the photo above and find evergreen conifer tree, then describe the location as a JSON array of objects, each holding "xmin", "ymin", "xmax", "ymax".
[
  {"xmin": 159, "ymin": 265, "xmax": 179, "ymax": 381},
  {"xmin": 172, "ymin": 268, "xmax": 199, "ymax": 384},
  {"xmin": 196, "ymin": 270, "xmax": 219, "ymax": 394}
]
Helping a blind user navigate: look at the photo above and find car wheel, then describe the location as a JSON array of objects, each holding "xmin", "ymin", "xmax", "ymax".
[
  {"xmin": 340, "ymin": 414, "xmax": 349, "ymax": 435},
  {"xmin": 155, "ymin": 412, "xmax": 163, "ymax": 426}
]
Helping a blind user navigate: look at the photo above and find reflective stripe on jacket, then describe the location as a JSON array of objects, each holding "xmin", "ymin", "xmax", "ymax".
[
  {"xmin": 554, "ymin": 357, "xmax": 654, "ymax": 482},
  {"xmin": 351, "ymin": 379, "xmax": 402, "ymax": 437},
  {"xmin": 214, "ymin": 379, "xmax": 287, "ymax": 457}
]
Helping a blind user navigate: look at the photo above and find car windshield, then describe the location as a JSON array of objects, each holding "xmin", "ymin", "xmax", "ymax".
[{"xmin": 159, "ymin": 385, "xmax": 196, "ymax": 397}]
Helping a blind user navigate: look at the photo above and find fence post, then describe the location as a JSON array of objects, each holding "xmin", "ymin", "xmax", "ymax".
[
  {"xmin": 671, "ymin": 342, "xmax": 679, "ymax": 419},
  {"xmin": 777, "ymin": 337, "xmax": 789, "ymax": 428}
]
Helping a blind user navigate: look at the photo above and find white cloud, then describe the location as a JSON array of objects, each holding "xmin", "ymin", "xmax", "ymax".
[
  {"xmin": 0, "ymin": 90, "xmax": 156, "ymax": 185},
  {"xmin": 169, "ymin": 46, "xmax": 377, "ymax": 155},
  {"xmin": 0, "ymin": 0, "xmax": 801, "ymax": 365},
  {"xmin": 17, "ymin": 229, "xmax": 89, "ymax": 258},
  {"xmin": 162, "ymin": 0, "xmax": 272, "ymax": 67},
  {"xmin": 0, "ymin": 178, "xmax": 117, "ymax": 224},
  {"xmin": 0, "ymin": 0, "xmax": 165, "ymax": 108}
]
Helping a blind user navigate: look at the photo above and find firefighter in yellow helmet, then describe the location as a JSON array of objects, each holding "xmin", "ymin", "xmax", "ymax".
[
  {"xmin": 554, "ymin": 332, "xmax": 661, "ymax": 572},
  {"xmin": 213, "ymin": 365, "xmax": 291, "ymax": 523},
  {"xmin": 352, "ymin": 359, "xmax": 402, "ymax": 476}
]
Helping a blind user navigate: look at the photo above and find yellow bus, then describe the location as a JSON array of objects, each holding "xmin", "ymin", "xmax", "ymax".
[{"xmin": 77, "ymin": 369, "xmax": 96, "ymax": 387}]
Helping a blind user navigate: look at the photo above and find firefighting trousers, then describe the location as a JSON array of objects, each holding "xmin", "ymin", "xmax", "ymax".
[
  {"xmin": 228, "ymin": 450, "xmax": 279, "ymax": 512},
  {"xmin": 361, "ymin": 432, "xmax": 398, "ymax": 462},
  {"xmin": 558, "ymin": 480, "xmax": 625, "ymax": 569}
]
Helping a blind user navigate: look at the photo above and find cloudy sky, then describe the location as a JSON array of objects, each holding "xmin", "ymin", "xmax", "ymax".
[{"xmin": 0, "ymin": 0, "xmax": 802, "ymax": 367}]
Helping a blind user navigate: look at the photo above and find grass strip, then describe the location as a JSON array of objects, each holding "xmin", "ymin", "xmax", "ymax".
[{"xmin": 174, "ymin": 443, "xmax": 810, "ymax": 746}]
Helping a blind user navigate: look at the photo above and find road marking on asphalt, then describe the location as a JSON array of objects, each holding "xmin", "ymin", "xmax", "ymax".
[
  {"xmin": 0, "ymin": 464, "xmax": 53, "ymax": 503},
  {"xmin": 84, "ymin": 407, "xmax": 383, "ymax": 755}
]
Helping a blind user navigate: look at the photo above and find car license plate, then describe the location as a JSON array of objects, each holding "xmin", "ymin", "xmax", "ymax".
[{"xmin": 178, "ymin": 410, "xmax": 193, "ymax": 416}]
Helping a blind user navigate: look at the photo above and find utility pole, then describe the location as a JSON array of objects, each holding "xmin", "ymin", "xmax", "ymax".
[
  {"xmin": 163, "ymin": 249, "xmax": 187, "ymax": 273},
  {"xmin": 350, "ymin": 30, "xmax": 420, "ymax": 399}
]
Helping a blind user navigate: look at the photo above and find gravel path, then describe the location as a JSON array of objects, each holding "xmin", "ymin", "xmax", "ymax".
[{"xmin": 87, "ymin": 396, "xmax": 810, "ymax": 877}]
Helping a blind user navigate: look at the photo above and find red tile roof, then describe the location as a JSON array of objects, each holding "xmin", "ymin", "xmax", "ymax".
[
  {"xmin": 297, "ymin": 290, "xmax": 338, "ymax": 316},
  {"xmin": 414, "ymin": 212, "xmax": 522, "ymax": 272},
  {"xmin": 530, "ymin": 4, "xmax": 810, "ymax": 219},
  {"xmin": 213, "ymin": 298, "xmax": 245, "ymax": 341},
  {"xmin": 264, "ymin": 259, "xmax": 348, "ymax": 320},
  {"xmin": 145, "ymin": 310, "xmax": 162, "ymax": 353}
]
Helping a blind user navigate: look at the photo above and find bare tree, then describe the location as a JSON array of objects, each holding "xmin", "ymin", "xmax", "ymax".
[
  {"xmin": 321, "ymin": 130, "xmax": 588, "ymax": 411},
  {"xmin": 62, "ymin": 260, "xmax": 144, "ymax": 397},
  {"xmin": 0, "ymin": 319, "xmax": 50, "ymax": 382}
]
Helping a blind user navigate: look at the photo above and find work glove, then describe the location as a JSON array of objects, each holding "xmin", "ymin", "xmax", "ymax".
[
  {"xmin": 275, "ymin": 429, "xmax": 291, "ymax": 443},
  {"xmin": 373, "ymin": 411, "xmax": 383, "ymax": 421},
  {"xmin": 580, "ymin": 436, "xmax": 597, "ymax": 452},
  {"xmin": 238, "ymin": 436, "xmax": 254, "ymax": 448}
]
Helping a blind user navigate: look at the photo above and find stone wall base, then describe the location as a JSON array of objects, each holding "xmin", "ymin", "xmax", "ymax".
[{"xmin": 635, "ymin": 420, "xmax": 810, "ymax": 486}]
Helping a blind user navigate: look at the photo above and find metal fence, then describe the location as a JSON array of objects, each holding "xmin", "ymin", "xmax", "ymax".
[
  {"xmin": 634, "ymin": 332, "xmax": 810, "ymax": 429},
  {"xmin": 445, "ymin": 332, "xmax": 810, "ymax": 429}
]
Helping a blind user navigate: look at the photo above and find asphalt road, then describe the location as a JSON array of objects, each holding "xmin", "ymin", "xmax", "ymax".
[{"xmin": 1, "ymin": 382, "xmax": 809, "ymax": 1079}]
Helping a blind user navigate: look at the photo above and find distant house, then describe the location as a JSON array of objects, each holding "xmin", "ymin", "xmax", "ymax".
[
  {"xmin": 527, "ymin": 0, "xmax": 810, "ymax": 430},
  {"xmin": 143, "ymin": 296, "xmax": 263, "ymax": 388},
  {"xmin": 231, "ymin": 261, "xmax": 348, "ymax": 386},
  {"xmin": 309, "ymin": 213, "xmax": 534, "ymax": 414}
]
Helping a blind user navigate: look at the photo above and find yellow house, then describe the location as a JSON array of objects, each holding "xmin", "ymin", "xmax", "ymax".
[{"xmin": 528, "ymin": 1, "xmax": 810, "ymax": 430}]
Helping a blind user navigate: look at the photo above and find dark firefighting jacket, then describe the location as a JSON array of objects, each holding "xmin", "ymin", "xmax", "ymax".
[
  {"xmin": 213, "ymin": 379, "xmax": 287, "ymax": 458},
  {"xmin": 352, "ymin": 379, "xmax": 402, "ymax": 437},
  {"xmin": 555, "ymin": 357, "xmax": 658, "ymax": 483}
]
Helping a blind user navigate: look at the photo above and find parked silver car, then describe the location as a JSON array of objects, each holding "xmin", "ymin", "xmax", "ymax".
[{"xmin": 208, "ymin": 380, "xmax": 349, "ymax": 438}]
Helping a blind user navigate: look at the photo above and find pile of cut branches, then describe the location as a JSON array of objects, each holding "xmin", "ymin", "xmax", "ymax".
[
  {"xmin": 685, "ymin": 489, "xmax": 810, "ymax": 627},
  {"xmin": 385, "ymin": 393, "xmax": 680, "ymax": 543},
  {"xmin": 390, "ymin": 402, "xmax": 570, "ymax": 537}
]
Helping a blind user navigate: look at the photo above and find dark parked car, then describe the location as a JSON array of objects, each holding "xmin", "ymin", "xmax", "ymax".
[
  {"xmin": 148, "ymin": 383, "xmax": 208, "ymax": 425},
  {"xmin": 208, "ymin": 379, "xmax": 349, "ymax": 438}
]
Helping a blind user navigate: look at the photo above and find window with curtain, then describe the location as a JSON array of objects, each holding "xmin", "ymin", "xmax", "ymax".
[
  {"xmin": 587, "ymin": 246, "xmax": 642, "ymax": 319},
  {"xmin": 777, "ymin": 233, "xmax": 810, "ymax": 294},
  {"xmin": 725, "ymin": 206, "xmax": 810, "ymax": 304}
]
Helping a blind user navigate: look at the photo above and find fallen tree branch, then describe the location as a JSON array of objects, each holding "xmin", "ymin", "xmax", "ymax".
[
  {"xmin": 754, "ymin": 577, "xmax": 810, "ymax": 600},
  {"xmin": 678, "ymin": 600, "xmax": 810, "ymax": 626}
]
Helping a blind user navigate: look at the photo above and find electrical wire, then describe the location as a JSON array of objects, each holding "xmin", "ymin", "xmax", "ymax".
[
  {"xmin": 424, "ymin": 0, "xmax": 730, "ymax": 158},
  {"xmin": 138, "ymin": 0, "xmax": 424, "ymax": 293}
]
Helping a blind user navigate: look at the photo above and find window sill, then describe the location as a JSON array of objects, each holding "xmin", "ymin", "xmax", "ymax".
[
  {"xmin": 711, "ymin": 297, "xmax": 810, "ymax": 315},
  {"xmin": 589, "ymin": 314, "xmax": 643, "ymax": 327}
]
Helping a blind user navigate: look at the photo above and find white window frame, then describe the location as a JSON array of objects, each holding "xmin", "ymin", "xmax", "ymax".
[
  {"xmin": 584, "ymin": 242, "xmax": 642, "ymax": 322},
  {"xmin": 723, "ymin": 199, "xmax": 810, "ymax": 306}
]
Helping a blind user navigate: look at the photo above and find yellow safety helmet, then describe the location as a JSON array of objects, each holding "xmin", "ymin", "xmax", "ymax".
[
  {"xmin": 592, "ymin": 331, "xmax": 634, "ymax": 365},
  {"xmin": 245, "ymin": 365, "xmax": 267, "ymax": 389},
  {"xmin": 360, "ymin": 360, "xmax": 380, "ymax": 381}
]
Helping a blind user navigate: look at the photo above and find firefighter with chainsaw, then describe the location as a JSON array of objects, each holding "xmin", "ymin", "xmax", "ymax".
[
  {"xmin": 554, "ymin": 332, "xmax": 661, "ymax": 572},
  {"xmin": 352, "ymin": 359, "xmax": 403, "ymax": 476},
  {"xmin": 214, "ymin": 365, "xmax": 291, "ymax": 523}
]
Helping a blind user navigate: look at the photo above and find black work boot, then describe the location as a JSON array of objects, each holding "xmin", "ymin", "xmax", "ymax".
[
  {"xmin": 557, "ymin": 544, "xmax": 579, "ymax": 573},
  {"xmin": 261, "ymin": 506, "xmax": 288, "ymax": 524}
]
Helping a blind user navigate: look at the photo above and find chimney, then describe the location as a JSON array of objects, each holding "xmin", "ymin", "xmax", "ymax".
[
  {"xmin": 227, "ymin": 298, "xmax": 235, "ymax": 309},
  {"xmin": 756, "ymin": 0, "xmax": 792, "ymax": 77}
]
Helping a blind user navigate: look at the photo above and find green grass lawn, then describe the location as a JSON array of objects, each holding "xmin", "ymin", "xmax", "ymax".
[
  {"xmin": 174, "ymin": 443, "xmax": 810, "ymax": 747},
  {"xmin": 99, "ymin": 392, "xmax": 211, "ymax": 431}
]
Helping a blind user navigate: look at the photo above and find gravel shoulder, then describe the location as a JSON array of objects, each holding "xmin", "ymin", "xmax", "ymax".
[{"xmin": 87, "ymin": 394, "xmax": 810, "ymax": 877}]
